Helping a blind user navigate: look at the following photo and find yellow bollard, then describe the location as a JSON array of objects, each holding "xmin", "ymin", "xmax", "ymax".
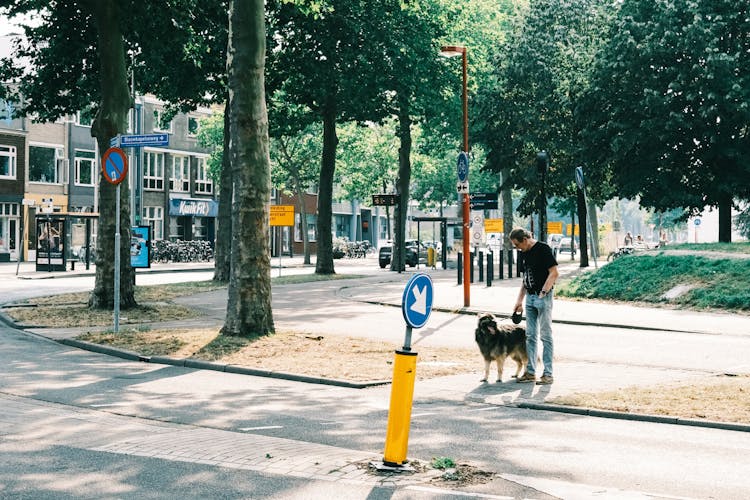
[
  {"xmin": 383, "ymin": 349, "xmax": 418, "ymax": 466},
  {"xmin": 427, "ymin": 246, "xmax": 435, "ymax": 267}
]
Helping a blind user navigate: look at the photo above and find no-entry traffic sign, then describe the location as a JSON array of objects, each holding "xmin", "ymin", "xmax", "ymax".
[{"xmin": 102, "ymin": 147, "xmax": 129, "ymax": 185}]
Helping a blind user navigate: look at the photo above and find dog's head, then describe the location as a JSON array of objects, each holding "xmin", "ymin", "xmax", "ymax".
[{"xmin": 476, "ymin": 312, "xmax": 498, "ymax": 335}]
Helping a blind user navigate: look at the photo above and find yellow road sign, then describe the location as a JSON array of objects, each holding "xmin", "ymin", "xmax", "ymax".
[
  {"xmin": 270, "ymin": 205, "xmax": 295, "ymax": 226},
  {"xmin": 547, "ymin": 221, "xmax": 563, "ymax": 234},
  {"xmin": 484, "ymin": 218, "xmax": 503, "ymax": 233}
]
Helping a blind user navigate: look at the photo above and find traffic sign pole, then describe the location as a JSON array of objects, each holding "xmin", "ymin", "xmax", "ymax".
[
  {"xmin": 114, "ymin": 184, "xmax": 121, "ymax": 333},
  {"xmin": 382, "ymin": 274, "xmax": 433, "ymax": 467},
  {"xmin": 101, "ymin": 147, "xmax": 129, "ymax": 333}
]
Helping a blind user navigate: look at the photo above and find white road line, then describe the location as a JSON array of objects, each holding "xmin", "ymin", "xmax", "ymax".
[
  {"xmin": 411, "ymin": 412, "xmax": 438, "ymax": 417},
  {"xmin": 405, "ymin": 485, "xmax": 514, "ymax": 499},
  {"xmin": 239, "ymin": 425, "xmax": 284, "ymax": 431}
]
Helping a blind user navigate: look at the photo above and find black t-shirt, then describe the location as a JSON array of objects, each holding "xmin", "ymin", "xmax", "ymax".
[{"xmin": 521, "ymin": 241, "xmax": 558, "ymax": 294}]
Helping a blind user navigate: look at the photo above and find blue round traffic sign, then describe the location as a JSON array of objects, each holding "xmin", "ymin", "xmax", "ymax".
[
  {"xmin": 694, "ymin": 218, "xmax": 701, "ymax": 226},
  {"xmin": 457, "ymin": 152, "xmax": 469, "ymax": 183},
  {"xmin": 402, "ymin": 273, "xmax": 434, "ymax": 329},
  {"xmin": 102, "ymin": 147, "xmax": 129, "ymax": 185}
]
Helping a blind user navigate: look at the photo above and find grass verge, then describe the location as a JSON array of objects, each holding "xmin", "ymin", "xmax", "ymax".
[{"xmin": 557, "ymin": 253, "xmax": 750, "ymax": 311}]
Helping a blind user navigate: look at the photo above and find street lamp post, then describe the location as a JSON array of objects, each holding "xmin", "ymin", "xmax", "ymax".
[{"xmin": 440, "ymin": 45, "xmax": 470, "ymax": 307}]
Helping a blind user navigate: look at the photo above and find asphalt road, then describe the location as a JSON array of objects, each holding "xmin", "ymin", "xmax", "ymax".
[{"xmin": 1, "ymin": 258, "xmax": 750, "ymax": 499}]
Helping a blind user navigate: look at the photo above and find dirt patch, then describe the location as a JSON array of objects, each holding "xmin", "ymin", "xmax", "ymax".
[
  {"xmin": 5, "ymin": 303, "xmax": 199, "ymax": 327},
  {"xmin": 76, "ymin": 327, "xmax": 479, "ymax": 382},
  {"xmin": 355, "ymin": 458, "xmax": 495, "ymax": 488},
  {"xmin": 550, "ymin": 374, "xmax": 750, "ymax": 423}
]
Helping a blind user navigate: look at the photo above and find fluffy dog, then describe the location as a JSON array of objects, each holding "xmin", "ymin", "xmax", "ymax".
[{"xmin": 475, "ymin": 312, "xmax": 528, "ymax": 383}]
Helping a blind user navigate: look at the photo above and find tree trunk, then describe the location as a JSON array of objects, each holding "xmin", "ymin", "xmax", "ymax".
[
  {"xmin": 315, "ymin": 105, "xmax": 337, "ymax": 274},
  {"xmin": 221, "ymin": 0, "xmax": 274, "ymax": 337},
  {"xmin": 501, "ymin": 168, "xmax": 513, "ymax": 251},
  {"xmin": 87, "ymin": 0, "xmax": 136, "ymax": 309},
  {"xmin": 391, "ymin": 105, "xmax": 412, "ymax": 273},
  {"xmin": 213, "ymin": 99, "xmax": 232, "ymax": 282},
  {"xmin": 295, "ymin": 181, "xmax": 311, "ymax": 264},
  {"xmin": 577, "ymin": 187, "xmax": 589, "ymax": 267},
  {"xmin": 718, "ymin": 192, "xmax": 733, "ymax": 243}
]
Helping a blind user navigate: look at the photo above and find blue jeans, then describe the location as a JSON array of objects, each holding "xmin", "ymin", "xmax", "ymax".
[{"xmin": 525, "ymin": 291, "xmax": 554, "ymax": 377}]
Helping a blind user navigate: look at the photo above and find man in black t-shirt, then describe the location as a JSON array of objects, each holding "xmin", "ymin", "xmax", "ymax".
[{"xmin": 510, "ymin": 228, "xmax": 559, "ymax": 385}]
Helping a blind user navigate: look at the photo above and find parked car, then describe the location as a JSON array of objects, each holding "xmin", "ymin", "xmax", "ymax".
[
  {"xmin": 378, "ymin": 239, "xmax": 427, "ymax": 268},
  {"xmin": 559, "ymin": 236, "xmax": 577, "ymax": 255},
  {"xmin": 547, "ymin": 233, "xmax": 563, "ymax": 255}
]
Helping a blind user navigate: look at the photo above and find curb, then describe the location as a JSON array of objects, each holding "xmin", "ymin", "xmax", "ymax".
[
  {"xmin": 55, "ymin": 338, "xmax": 389, "ymax": 389},
  {"xmin": 353, "ymin": 298, "xmax": 716, "ymax": 335},
  {"xmin": 518, "ymin": 402, "xmax": 750, "ymax": 433}
]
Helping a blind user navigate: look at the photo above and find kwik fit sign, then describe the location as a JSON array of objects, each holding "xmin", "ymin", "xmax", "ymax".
[{"xmin": 169, "ymin": 198, "xmax": 219, "ymax": 217}]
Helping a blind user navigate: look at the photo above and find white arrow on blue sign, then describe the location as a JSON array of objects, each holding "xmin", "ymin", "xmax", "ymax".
[
  {"xmin": 120, "ymin": 133, "xmax": 170, "ymax": 148},
  {"xmin": 401, "ymin": 273, "xmax": 434, "ymax": 329}
]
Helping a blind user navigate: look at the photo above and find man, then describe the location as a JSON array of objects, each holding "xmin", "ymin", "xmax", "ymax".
[{"xmin": 510, "ymin": 227, "xmax": 559, "ymax": 385}]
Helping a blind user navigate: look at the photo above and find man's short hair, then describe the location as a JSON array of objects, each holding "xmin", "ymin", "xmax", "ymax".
[{"xmin": 509, "ymin": 228, "xmax": 530, "ymax": 242}]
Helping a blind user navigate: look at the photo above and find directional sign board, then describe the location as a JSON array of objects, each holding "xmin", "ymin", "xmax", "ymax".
[
  {"xmin": 401, "ymin": 273, "xmax": 433, "ymax": 329},
  {"xmin": 469, "ymin": 192, "xmax": 498, "ymax": 210},
  {"xmin": 372, "ymin": 194, "xmax": 399, "ymax": 206},
  {"xmin": 101, "ymin": 147, "xmax": 129, "ymax": 185},
  {"xmin": 111, "ymin": 133, "xmax": 170, "ymax": 148}
]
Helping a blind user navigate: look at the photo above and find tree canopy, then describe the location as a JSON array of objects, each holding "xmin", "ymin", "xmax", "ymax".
[{"xmin": 580, "ymin": 0, "xmax": 750, "ymax": 241}]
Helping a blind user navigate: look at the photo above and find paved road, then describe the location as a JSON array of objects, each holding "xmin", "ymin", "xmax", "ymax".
[{"xmin": 2, "ymin": 257, "xmax": 750, "ymax": 498}]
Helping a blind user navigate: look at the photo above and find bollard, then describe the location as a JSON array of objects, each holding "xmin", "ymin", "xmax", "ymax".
[
  {"xmin": 487, "ymin": 252, "xmax": 492, "ymax": 287},
  {"xmin": 470, "ymin": 252, "xmax": 474, "ymax": 283},
  {"xmin": 478, "ymin": 251, "xmax": 484, "ymax": 282},
  {"xmin": 498, "ymin": 250, "xmax": 504, "ymax": 280},
  {"xmin": 457, "ymin": 252, "xmax": 463, "ymax": 285},
  {"xmin": 383, "ymin": 349, "xmax": 418, "ymax": 466},
  {"xmin": 516, "ymin": 249, "xmax": 523, "ymax": 277},
  {"xmin": 508, "ymin": 249, "xmax": 513, "ymax": 279}
]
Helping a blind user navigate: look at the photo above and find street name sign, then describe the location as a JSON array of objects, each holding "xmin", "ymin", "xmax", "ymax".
[{"xmin": 111, "ymin": 133, "xmax": 170, "ymax": 148}]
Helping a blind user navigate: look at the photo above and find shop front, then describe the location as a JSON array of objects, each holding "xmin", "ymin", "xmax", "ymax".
[{"xmin": 168, "ymin": 197, "xmax": 218, "ymax": 243}]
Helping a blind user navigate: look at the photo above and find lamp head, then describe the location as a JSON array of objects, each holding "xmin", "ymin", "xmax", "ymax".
[{"xmin": 440, "ymin": 45, "xmax": 466, "ymax": 58}]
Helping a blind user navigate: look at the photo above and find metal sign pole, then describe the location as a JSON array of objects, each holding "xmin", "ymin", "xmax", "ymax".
[{"xmin": 114, "ymin": 184, "xmax": 121, "ymax": 333}]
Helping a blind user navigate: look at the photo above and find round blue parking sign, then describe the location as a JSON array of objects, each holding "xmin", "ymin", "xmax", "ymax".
[{"xmin": 402, "ymin": 273, "xmax": 434, "ymax": 329}]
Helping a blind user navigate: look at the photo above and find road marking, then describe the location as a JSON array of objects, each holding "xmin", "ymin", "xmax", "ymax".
[
  {"xmin": 467, "ymin": 406, "xmax": 502, "ymax": 412},
  {"xmin": 411, "ymin": 412, "xmax": 438, "ymax": 417},
  {"xmin": 405, "ymin": 485, "xmax": 513, "ymax": 499},
  {"xmin": 239, "ymin": 425, "xmax": 283, "ymax": 431},
  {"xmin": 89, "ymin": 402, "xmax": 131, "ymax": 408}
]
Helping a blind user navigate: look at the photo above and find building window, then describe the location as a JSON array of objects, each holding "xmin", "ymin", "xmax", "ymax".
[
  {"xmin": 153, "ymin": 108, "xmax": 173, "ymax": 133},
  {"xmin": 335, "ymin": 214, "xmax": 351, "ymax": 238},
  {"xmin": 143, "ymin": 206, "xmax": 163, "ymax": 240},
  {"xmin": 295, "ymin": 213, "xmax": 316, "ymax": 242},
  {"xmin": 187, "ymin": 116, "xmax": 200, "ymax": 137},
  {"xmin": 379, "ymin": 216, "xmax": 387, "ymax": 240},
  {"xmin": 29, "ymin": 144, "xmax": 65, "ymax": 184},
  {"xmin": 170, "ymin": 155, "xmax": 190, "ymax": 192},
  {"xmin": 143, "ymin": 151, "xmax": 164, "ymax": 190},
  {"xmin": 195, "ymin": 157, "xmax": 213, "ymax": 194},
  {"xmin": 0, "ymin": 145, "xmax": 16, "ymax": 179},
  {"xmin": 76, "ymin": 107, "xmax": 94, "ymax": 127},
  {"xmin": 74, "ymin": 150, "xmax": 96, "ymax": 186}
]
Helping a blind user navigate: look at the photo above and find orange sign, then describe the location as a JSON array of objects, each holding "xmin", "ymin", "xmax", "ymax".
[
  {"xmin": 547, "ymin": 221, "xmax": 563, "ymax": 234},
  {"xmin": 270, "ymin": 205, "xmax": 294, "ymax": 226},
  {"xmin": 484, "ymin": 218, "xmax": 503, "ymax": 233}
]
